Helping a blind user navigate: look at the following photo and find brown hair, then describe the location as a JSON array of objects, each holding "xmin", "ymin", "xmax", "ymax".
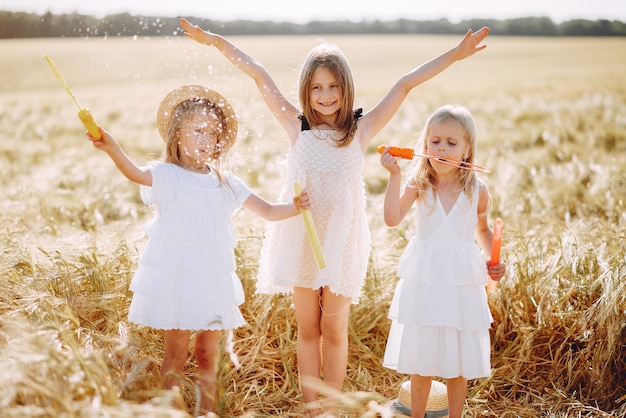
[{"xmin": 298, "ymin": 42, "xmax": 358, "ymax": 146}]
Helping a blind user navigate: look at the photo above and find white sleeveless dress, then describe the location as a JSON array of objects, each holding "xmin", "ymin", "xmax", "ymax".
[
  {"xmin": 128, "ymin": 162, "xmax": 252, "ymax": 331},
  {"xmin": 257, "ymin": 129, "xmax": 371, "ymax": 302},
  {"xmin": 383, "ymin": 180, "xmax": 493, "ymax": 379}
]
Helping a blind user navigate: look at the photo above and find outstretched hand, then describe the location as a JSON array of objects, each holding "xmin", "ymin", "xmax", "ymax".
[
  {"xmin": 180, "ymin": 18, "xmax": 219, "ymax": 46},
  {"xmin": 454, "ymin": 26, "xmax": 490, "ymax": 61}
]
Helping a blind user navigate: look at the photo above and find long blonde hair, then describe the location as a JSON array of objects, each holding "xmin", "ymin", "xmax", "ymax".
[
  {"xmin": 298, "ymin": 42, "xmax": 358, "ymax": 146},
  {"xmin": 412, "ymin": 104, "xmax": 478, "ymax": 202}
]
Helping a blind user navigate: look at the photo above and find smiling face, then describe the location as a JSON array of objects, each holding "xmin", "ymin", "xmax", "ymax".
[
  {"xmin": 177, "ymin": 107, "xmax": 222, "ymax": 172},
  {"xmin": 309, "ymin": 66, "xmax": 342, "ymax": 126}
]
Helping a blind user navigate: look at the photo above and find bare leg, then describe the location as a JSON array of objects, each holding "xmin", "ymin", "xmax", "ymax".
[
  {"xmin": 446, "ymin": 376, "xmax": 467, "ymax": 418},
  {"xmin": 293, "ymin": 287, "xmax": 323, "ymax": 415},
  {"xmin": 162, "ymin": 329, "xmax": 191, "ymax": 388},
  {"xmin": 410, "ymin": 374, "xmax": 432, "ymax": 418},
  {"xmin": 161, "ymin": 329, "xmax": 191, "ymax": 409},
  {"xmin": 318, "ymin": 287, "xmax": 350, "ymax": 416},
  {"xmin": 194, "ymin": 330, "xmax": 221, "ymax": 414}
]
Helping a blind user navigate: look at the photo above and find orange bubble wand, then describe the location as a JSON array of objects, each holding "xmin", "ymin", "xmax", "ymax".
[
  {"xmin": 44, "ymin": 55, "xmax": 101, "ymax": 139},
  {"xmin": 487, "ymin": 217, "xmax": 504, "ymax": 293},
  {"xmin": 377, "ymin": 145, "xmax": 490, "ymax": 173},
  {"xmin": 294, "ymin": 182, "xmax": 326, "ymax": 269}
]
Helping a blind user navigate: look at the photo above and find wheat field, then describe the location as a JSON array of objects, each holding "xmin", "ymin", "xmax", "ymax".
[{"xmin": 1, "ymin": 34, "xmax": 625, "ymax": 417}]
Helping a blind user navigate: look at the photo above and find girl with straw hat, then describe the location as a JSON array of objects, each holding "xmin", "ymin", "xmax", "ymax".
[
  {"xmin": 379, "ymin": 105, "xmax": 506, "ymax": 418},
  {"xmin": 87, "ymin": 84, "xmax": 310, "ymax": 415}
]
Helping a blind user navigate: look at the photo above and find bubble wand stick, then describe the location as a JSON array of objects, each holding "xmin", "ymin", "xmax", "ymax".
[
  {"xmin": 294, "ymin": 182, "xmax": 326, "ymax": 269},
  {"xmin": 377, "ymin": 145, "xmax": 490, "ymax": 173},
  {"xmin": 487, "ymin": 217, "xmax": 504, "ymax": 293},
  {"xmin": 44, "ymin": 55, "xmax": 101, "ymax": 139}
]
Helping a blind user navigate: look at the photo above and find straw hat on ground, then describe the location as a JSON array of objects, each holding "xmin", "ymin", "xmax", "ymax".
[
  {"xmin": 156, "ymin": 84, "xmax": 238, "ymax": 152},
  {"xmin": 389, "ymin": 379, "xmax": 449, "ymax": 418}
]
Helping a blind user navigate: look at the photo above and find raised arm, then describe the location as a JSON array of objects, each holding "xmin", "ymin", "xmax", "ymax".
[
  {"xmin": 359, "ymin": 27, "xmax": 490, "ymax": 147},
  {"xmin": 180, "ymin": 18, "xmax": 300, "ymax": 139},
  {"xmin": 88, "ymin": 128, "xmax": 152, "ymax": 186}
]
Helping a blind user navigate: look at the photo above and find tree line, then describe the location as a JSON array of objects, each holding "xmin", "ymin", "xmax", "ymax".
[{"xmin": 1, "ymin": 11, "xmax": 625, "ymax": 38}]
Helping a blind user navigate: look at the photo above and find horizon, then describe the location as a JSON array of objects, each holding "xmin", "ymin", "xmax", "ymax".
[{"xmin": 1, "ymin": 0, "xmax": 625, "ymax": 24}]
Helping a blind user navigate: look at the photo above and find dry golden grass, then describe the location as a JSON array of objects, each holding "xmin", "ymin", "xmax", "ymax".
[{"xmin": 1, "ymin": 35, "xmax": 625, "ymax": 417}]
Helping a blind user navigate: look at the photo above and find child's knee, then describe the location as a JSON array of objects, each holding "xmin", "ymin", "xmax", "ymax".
[
  {"xmin": 195, "ymin": 344, "xmax": 217, "ymax": 357},
  {"xmin": 194, "ymin": 341, "xmax": 219, "ymax": 369}
]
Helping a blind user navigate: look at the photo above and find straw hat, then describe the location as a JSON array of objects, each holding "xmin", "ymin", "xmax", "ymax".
[
  {"xmin": 390, "ymin": 380, "xmax": 449, "ymax": 418},
  {"xmin": 156, "ymin": 85, "xmax": 238, "ymax": 152}
]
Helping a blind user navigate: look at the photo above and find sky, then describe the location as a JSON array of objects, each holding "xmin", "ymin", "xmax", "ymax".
[{"xmin": 1, "ymin": 0, "xmax": 625, "ymax": 23}]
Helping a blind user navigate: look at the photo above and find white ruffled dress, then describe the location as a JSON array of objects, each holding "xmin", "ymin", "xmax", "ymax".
[
  {"xmin": 383, "ymin": 180, "xmax": 493, "ymax": 379},
  {"xmin": 127, "ymin": 162, "xmax": 251, "ymax": 331},
  {"xmin": 256, "ymin": 129, "xmax": 371, "ymax": 303}
]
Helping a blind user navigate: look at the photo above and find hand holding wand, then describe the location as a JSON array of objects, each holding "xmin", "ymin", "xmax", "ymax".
[
  {"xmin": 487, "ymin": 218, "xmax": 504, "ymax": 293},
  {"xmin": 294, "ymin": 182, "xmax": 326, "ymax": 269}
]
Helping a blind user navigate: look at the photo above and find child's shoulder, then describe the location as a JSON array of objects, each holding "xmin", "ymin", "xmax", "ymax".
[
  {"xmin": 222, "ymin": 170, "xmax": 253, "ymax": 202},
  {"xmin": 476, "ymin": 176, "xmax": 490, "ymax": 193},
  {"xmin": 143, "ymin": 160, "xmax": 174, "ymax": 171},
  {"xmin": 222, "ymin": 169, "xmax": 242, "ymax": 182},
  {"xmin": 222, "ymin": 170, "xmax": 251, "ymax": 189},
  {"xmin": 476, "ymin": 176, "xmax": 492, "ymax": 214}
]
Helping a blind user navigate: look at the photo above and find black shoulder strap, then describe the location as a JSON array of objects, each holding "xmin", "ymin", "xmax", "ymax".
[
  {"xmin": 299, "ymin": 114, "xmax": 310, "ymax": 131},
  {"xmin": 299, "ymin": 108, "xmax": 363, "ymax": 131}
]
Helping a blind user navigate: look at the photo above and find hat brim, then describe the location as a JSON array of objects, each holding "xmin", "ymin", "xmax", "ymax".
[
  {"xmin": 396, "ymin": 380, "xmax": 449, "ymax": 417},
  {"xmin": 156, "ymin": 85, "xmax": 238, "ymax": 150}
]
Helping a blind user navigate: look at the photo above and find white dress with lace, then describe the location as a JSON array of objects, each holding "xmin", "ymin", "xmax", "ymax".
[
  {"xmin": 128, "ymin": 162, "xmax": 251, "ymax": 331},
  {"xmin": 383, "ymin": 180, "xmax": 493, "ymax": 379},
  {"xmin": 257, "ymin": 129, "xmax": 371, "ymax": 303}
]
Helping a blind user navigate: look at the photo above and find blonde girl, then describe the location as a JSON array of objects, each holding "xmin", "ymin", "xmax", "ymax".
[
  {"xmin": 180, "ymin": 18, "xmax": 489, "ymax": 416},
  {"xmin": 380, "ymin": 105, "xmax": 506, "ymax": 418},
  {"xmin": 87, "ymin": 85, "xmax": 310, "ymax": 415}
]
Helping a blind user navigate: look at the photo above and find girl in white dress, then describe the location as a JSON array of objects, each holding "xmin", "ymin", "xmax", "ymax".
[
  {"xmin": 180, "ymin": 18, "xmax": 490, "ymax": 416},
  {"xmin": 379, "ymin": 105, "xmax": 506, "ymax": 418},
  {"xmin": 87, "ymin": 85, "xmax": 310, "ymax": 414}
]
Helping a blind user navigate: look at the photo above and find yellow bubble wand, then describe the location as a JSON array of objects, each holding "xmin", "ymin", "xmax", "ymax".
[
  {"xmin": 44, "ymin": 55, "xmax": 101, "ymax": 139},
  {"xmin": 294, "ymin": 182, "xmax": 326, "ymax": 269}
]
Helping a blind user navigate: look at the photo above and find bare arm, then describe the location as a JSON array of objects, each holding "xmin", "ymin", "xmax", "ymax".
[
  {"xmin": 180, "ymin": 18, "xmax": 301, "ymax": 140},
  {"xmin": 380, "ymin": 147, "xmax": 417, "ymax": 226},
  {"xmin": 474, "ymin": 184, "xmax": 493, "ymax": 252},
  {"xmin": 242, "ymin": 190, "xmax": 311, "ymax": 221},
  {"xmin": 359, "ymin": 27, "xmax": 490, "ymax": 147},
  {"xmin": 88, "ymin": 128, "xmax": 152, "ymax": 186},
  {"xmin": 474, "ymin": 181, "xmax": 506, "ymax": 281}
]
